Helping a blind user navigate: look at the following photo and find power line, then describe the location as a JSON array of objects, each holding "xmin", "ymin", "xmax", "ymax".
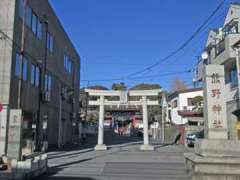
[
  {"xmin": 81, "ymin": 0, "xmax": 227, "ymax": 83},
  {"xmin": 122, "ymin": 0, "xmax": 227, "ymax": 79},
  {"xmin": 81, "ymin": 69, "xmax": 192, "ymax": 82}
]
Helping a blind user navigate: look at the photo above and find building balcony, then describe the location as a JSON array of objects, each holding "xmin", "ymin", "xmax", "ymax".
[
  {"xmin": 211, "ymin": 33, "xmax": 240, "ymax": 65},
  {"xmin": 195, "ymin": 33, "xmax": 240, "ymax": 82}
]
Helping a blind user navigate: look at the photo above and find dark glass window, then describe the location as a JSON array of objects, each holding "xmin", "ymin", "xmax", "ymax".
[
  {"xmin": 31, "ymin": 64, "xmax": 35, "ymax": 85},
  {"xmin": 230, "ymin": 68, "xmax": 238, "ymax": 88},
  {"xmin": 25, "ymin": 5, "xmax": 32, "ymax": 27},
  {"xmin": 18, "ymin": 0, "xmax": 24, "ymax": 18},
  {"xmin": 15, "ymin": 53, "xmax": 21, "ymax": 77},
  {"xmin": 64, "ymin": 55, "xmax": 72, "ymax": 73},
  {"xmin": 37, "ymin": 20, "xmax": 42, "ymax": 39},
  {"xmin": 31, "ymin": 12, "xmax": 37, "ymax": 35},
  {"xmin": 35, "ymin": 67, "xmax": 40, "ymax": 87},
  {"xmin": 187, "ymin": 98, "xmax": 194, "ymax": 106},
  {"xmin": 22, "ymin": 57, "xmax": 28, "ymax": 81},
  {"xmin": 47, "ymin": 32, "xmax": 54, "ymax": 52},
  {"xmin": 44, "ymin": 74, "xmax": 52, "ymax": 92}
]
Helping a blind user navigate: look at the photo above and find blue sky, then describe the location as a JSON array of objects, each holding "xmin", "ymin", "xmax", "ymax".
[{"xmin": 49, "ymin": 0, "xmax": 231, "ymax": 90}]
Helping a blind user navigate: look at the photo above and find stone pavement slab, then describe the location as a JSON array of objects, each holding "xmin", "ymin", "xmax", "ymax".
[{"xmin": 35, "ymin": 129, "xmax": 191, "ymax": 180}]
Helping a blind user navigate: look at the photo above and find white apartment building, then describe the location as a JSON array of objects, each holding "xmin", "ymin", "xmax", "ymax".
[
  {"xmin": 168, "ymin": 88, "xmax": 203, "ymax": 125},
  {"xmin": 195, "ymin": 3, "xmax": 240, "ymax": 140}
]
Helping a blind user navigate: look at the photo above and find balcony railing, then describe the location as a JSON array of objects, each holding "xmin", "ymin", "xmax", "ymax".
[{"xmin": 215, "ymin": 39, "xmax": 225, "ymax": 57}]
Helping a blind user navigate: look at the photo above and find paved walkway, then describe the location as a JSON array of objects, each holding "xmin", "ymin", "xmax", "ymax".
[{"xmin": 35, "ymin": 129, "xmax": 191, "ymax": 180}]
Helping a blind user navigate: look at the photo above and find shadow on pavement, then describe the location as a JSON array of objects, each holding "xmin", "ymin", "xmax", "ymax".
[
  {"xmin": 35, "ymin": 176, "xmax": 96, "ymax": 180},
  {"xmin": 34, "ymin": 158, "xmax": 94, "ymax": 180},
  {"xmin": 48, "ymin": 128, "xmax": 143, "ymax": 159}
]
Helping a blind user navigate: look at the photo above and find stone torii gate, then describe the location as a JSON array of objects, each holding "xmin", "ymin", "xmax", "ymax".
[{"xmin": 85, "ymin": 89, "xmax": 161, "ymax": 151}]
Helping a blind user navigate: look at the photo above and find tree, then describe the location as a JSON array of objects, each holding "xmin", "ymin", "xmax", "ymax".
[
  {"xmin": 170, "ymin": 77, "xmax": 188, "ymax": 92},
  {"xmin": 88, "ymin": 85, "xmax": 108, "ymax": 90},
  {"xmin": 130, "ymin": 83, "xmax": 161, "ymax": 90},
  {"xmin": 192, "ymin": 96, "xmax": 204, "ymax": 112},
  {"xmin": 112, "ymin": 82, "xmax": 127, "ymax": 91}
]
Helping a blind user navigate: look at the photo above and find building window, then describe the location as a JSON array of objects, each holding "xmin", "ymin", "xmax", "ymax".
[
  {"xmin": 15, "ymin": 53, "xmax": 28, "ymax": 81},
  {"xmin": 35, "ymin": 67, "xmax": 40, "ymax": 87},
  {"xmin": 224, "ymin": 24, "xmax": 239, "ymax": 35},
  {"xmin": 172, "ymin": 100, "xmax": 177, "ymax": 108},
  {"xmin": 23, "ymin": 57, "xmax": 28, "ymax": 81},
  {"xmin": 230, "ymin": 68, "xmax": 238, "ymax": 88},
  {"xmin": 31, "ymin": 12, "xmax": 37, "ymax": 35},
  {"xmin": 25, "ymin": 5, "xmax": 32, "ymax": 28},
  {"xmin": 215, "ymin": 39, "xmax": 225, "ymax": 57},
  {"xmin": 18, "ymin": 0, "xmax": 24, "ymax": 18},
  {"xmin": 30, "ymin": 64, "xmax": 40, "ymax": 87},
  {"xmin": 30, "ymin": 64, "xmax": 35, "ymax": 85},
  {"xmin": 37, "ymin": 20, "xmax": 42, "ymax": 39},
  {"xmin": 64, "ymin": 55, "xmax": 72, "ymax": 73},
  {"xmin": 18, "ymin": 2, "xmax": 42, "ymax": 40},
  {"xmin": 187, "ymin": 98, "xmax": 194, "ymax": 106},
  {"xmin": 44, "ymin": 74, "xmax": 52, "ymax": 92},
  {"xmin": 15, "ymin": 53, "xmax": 22, "ymax": 77},
  {"xmin": 47, "ymin": 32, "xmax": 54, "ymax": 52}
]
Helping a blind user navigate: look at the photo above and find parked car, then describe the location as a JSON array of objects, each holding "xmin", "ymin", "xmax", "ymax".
[
  {"xmin": 136, "ymin": 128, "xmax": 144, "ymax": 137},
  {"xmin": 186, "ymin": 130, "xmax": 204, "ymax": 147}
]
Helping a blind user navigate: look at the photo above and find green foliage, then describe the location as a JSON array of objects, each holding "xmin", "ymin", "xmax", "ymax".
[
  {"xmin": 192, "ymin": 96, "xmax": 203, "ymax": 106},
  {"xmin": 88, "ymin": 113, "xmax": 98, "ymax": 125},
  {"xmin": 130, "ymin": 83, "xmax": 161, "ymax": 90},
  {"xmin": 112, "ymin": 82, "xmax": 127, "ymax": 91},
  {"xmin": 87, "ymin": 85, "xmax": 108, "ymax": 90},
  {"xmin": 192, "ymin": 96, "xmax": 204, "ymax": 112}
]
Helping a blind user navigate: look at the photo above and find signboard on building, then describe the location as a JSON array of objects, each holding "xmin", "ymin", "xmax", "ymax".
[
  {"xmin": 7, "ymin": 109, "xmax": 22, "ymax": 160},
  {"xmin": 204, "ymin": 65, "xmax": 228, "ymax": 139},
  {"xmin": 120, "ymin": 91, "xmax": 128, "ymax": 104},
  {"xmin": 0, "ymin": 105, "xmax": 8, "ymax": 156}
]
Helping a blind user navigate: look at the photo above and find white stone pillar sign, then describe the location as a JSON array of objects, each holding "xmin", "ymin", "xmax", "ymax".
[
  {"xmin": 0, "ymin": 105, "xmax": 8, "ymax": 156},
  {"xmin": 7, "ymin": 109, "xmax": 23, "ymax": 160},
  {"xmin": 204, "ymin": 65, "xmax": 228, "ymax": 139},
  {"xmin": 140, "ymin": 96, "xmax": 154, "ymax": 151},
  {"xmin": 95, "ymin": 96, "xmax": 107, "ymax": 150}
]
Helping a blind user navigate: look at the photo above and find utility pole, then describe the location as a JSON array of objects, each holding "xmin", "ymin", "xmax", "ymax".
[
  {"xmin": 17, "ymin": 0, "xmax": 27, "ymax": 108},
  {"xmin": 36, "ymin": 19, "xmax": 48, "ymax": 151},
  {"xmin": 161, "ymin": 94, "xmax": 167, "ymax": 144}
]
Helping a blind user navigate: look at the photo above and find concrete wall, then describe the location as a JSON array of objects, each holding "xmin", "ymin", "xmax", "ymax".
[
  {"xmin": 227, "ymin": 101, "xmax": 239, "ymax": 140},
  {"xmin": 0, "ymin": 0, "xmax": 16, "ymax": 104}
]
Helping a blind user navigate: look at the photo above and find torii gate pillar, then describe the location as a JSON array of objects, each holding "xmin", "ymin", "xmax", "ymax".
[
  {"xmin": 140, "ymin": 96, "xmax": 154, "ymax": 151},
  {"xmin": 94, "ymin": 95, "xmax": 107, "ymax": 151}
]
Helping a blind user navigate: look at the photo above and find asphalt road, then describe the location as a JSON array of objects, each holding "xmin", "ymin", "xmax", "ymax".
[{"xmin": 35, "ymin": 128, "xmax": 191, "ymax": 180}]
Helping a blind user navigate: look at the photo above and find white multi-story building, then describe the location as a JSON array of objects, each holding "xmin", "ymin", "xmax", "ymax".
[
  {"xmin": 168, "ymin": 88, "xmax": 203, "ymax": 125},
  {"xmin": 195, "ymin": 3, "xmax": 240, "ymax": 140}
]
